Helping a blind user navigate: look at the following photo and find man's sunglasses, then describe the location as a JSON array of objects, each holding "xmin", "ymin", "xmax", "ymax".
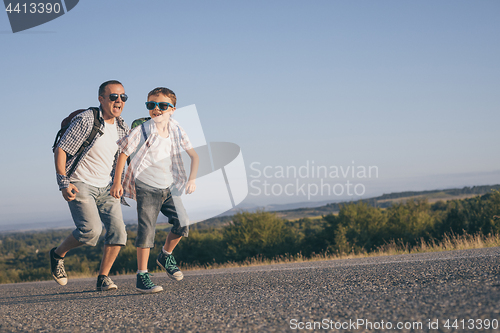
[
  {"xmin": 145, "ymin": 101, "xmax": 174, "ymax": 111},
  {"xmin": 108, "ymin": 94, "xmax": 128, "ymax": 102}
]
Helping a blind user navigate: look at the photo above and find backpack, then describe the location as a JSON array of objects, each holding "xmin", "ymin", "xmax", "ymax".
[
  {"xmin": 52, "ymin": 107, "xmax": 102, "ymax": 177},
  {"xmin": 130, "ymin": 116, "xmax": 182, "ymax": 142},
  {"xmin": 131, "ymin": 117, "xmax": 182, "ymax": 137},
  {"xmin": 131, "ymin": 117, "xmax": 151, "ymax": 131},
  {"xmin": 127, "ymin": 117, "xmax": 151, "ymax": 164}
]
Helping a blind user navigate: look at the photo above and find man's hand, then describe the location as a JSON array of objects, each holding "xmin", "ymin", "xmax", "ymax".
[
  {"xmin": 62, "ymin": 184, "xmax": 79, "ymax": 202},
  {"xmin": 185, "ymin": 180, "xmax": 196, "ymax": 194},
  {"xmin": 110, "ymin": 183, "xmax": 123, "ymax": 199}
]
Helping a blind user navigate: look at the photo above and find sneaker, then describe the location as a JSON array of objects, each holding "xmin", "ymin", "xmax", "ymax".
[
  {"xmin": 96, "ymin": 275, "xmax": 118, "ymax": 291},
  {"xmin": 156, "ymin": 251, "xmax": 184, "ymax": 281},
  {"xmin": 50, "ymin": 247, "xmax": 67, "ymax": 286},
  {"xmin": 136, "ymin": 272, "xmax": 163, "ymax": 294}
]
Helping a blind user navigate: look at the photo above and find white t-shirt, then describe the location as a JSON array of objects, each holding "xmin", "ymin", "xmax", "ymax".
[
  {"xmin": 71, "ymin": 121, "xmax": 119, "ymax": 187},
  {"xmin": 136, "ymin": 135, "xmax": 173, "ymax": 189}
]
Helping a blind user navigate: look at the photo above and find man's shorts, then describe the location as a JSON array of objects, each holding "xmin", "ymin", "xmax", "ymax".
[
  {"xmin": 68, "ymin": 182, "xmax": 127, "ymax": 246},
  {"xmin": 135, "ymin": 178, "xmax": 189, "ymax": 248}
]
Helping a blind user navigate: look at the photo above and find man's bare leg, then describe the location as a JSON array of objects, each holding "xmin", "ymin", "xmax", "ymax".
[
  {"xmin": 96, "ymin": 245, "xmax": 122, "ymax": 291},
  {"xmin": 50, "ymin": 233, "xmax": 83, "ymax": 285},
  {"xmin": 55, "ymin": 233, "xmax": 83, "ymax": 258},
  {"xmin": 98, "ymin": 244, "xmax": 122, "ymax": 276}
]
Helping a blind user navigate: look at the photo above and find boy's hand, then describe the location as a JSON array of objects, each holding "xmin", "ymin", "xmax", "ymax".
[
  {"xmin": 62, "ymin": 184, "xmax": 79, "ymax": 202},
  {"xmin": 185, "ymin": 180, "xmax": 196, "ymax": 194},
  {"xmin": 110, "ymin": 183, "xmax": 123, "ymax": 199}
]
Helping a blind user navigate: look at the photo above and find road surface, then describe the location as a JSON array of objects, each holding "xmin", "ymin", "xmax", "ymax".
[{"xmin": 1, "ymin": 247, "xmax": 499, "ymax": 332}]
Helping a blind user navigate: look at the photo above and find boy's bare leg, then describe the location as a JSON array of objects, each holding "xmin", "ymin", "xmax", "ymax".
[
  {"xmin": 55, "ymin": 233, "xmax": 83, "ymax": 257},
  {"xmin": 136, "ymin": 247, "xmax": 163, "ymax": 293},
  {"xmin": 157, "ymin": 232, "xmax": 183, "ymax": 281},
  {"xmin": 98, "ymin": 245, "xmax": 122, "ymax": 276},
  {"xmin": 137, "ymin": 247, "xmax": 150, "ymax": 271},
  {"xmin": 163, "ymin": 232, "xmax": 182, "ymax": 252}
]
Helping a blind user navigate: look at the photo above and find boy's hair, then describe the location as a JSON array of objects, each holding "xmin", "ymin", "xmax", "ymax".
[
  {"xmin": 99, "ymin": 80, "xmax": 123, "ymax": 96},
  {"xmin": 148, "ymin": 87, "xmax": 177, "ymax": 106}
]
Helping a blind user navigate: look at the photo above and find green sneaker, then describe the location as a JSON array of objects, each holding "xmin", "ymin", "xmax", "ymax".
[
  {"xmin": 136, "ymin": 272, "xmax": 163, "ymax": 294},
  {"xmin": 156, "ymin": 252, "xmax": 184, "ymax": 281}
]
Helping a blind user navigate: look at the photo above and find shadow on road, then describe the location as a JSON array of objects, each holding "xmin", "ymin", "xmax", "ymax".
[{"xmin": 0, "ymin": 289, "xmax": 146, "ymax": 306}]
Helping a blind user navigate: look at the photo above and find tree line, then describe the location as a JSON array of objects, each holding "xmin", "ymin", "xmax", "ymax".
[{"xmin": 1, "ymin": 190, "xmax": 500, "ymax": 284}]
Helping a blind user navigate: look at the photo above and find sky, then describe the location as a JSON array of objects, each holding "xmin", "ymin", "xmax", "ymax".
[{"xmin": 1, "ymin": 1, "xmax": 499, "ymax": 228}]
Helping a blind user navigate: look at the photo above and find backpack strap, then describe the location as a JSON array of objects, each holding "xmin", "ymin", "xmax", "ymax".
[
  {"xmin": 67, "ymin": 107, "xmax": 103, "ymax": 177},
  {"xmin": 52, "ymin": 128, "xmax": 65, "ymax": 152},
  {"xmin": 141, "ymin": 123, "xmax": 148, "ymax": 141},
  {"xmin": 141, "ymin": 121, "xmax": 180, "ymax": 143},
  {"xmin": 126, "ymin": 117, "xmax": 151, "ymax": 165}
]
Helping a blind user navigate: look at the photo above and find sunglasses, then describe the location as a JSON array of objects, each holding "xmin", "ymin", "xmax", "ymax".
[
  {"xmin": 145, "ymin": 101, "xmax": 174, "ymax": 111},
  {"xmin": 107, "ymin": 94, "xmax": 128, "ymax": 102}
]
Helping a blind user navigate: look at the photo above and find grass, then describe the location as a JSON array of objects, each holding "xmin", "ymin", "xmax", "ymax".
[
  {"xmin": 177, "ymin": 232, "xmax": 500, "ymax": 271},
  {"xmin": 2, "ymin": 232, "xmax": 499, "ymax": 284}
]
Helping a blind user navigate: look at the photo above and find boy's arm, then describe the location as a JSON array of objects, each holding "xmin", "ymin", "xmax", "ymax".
[
  {"xmin": 110, "ymin": 127, "xmax": 142, "ymax": 199},
  {"xmin": 110, "ymin": 152, "xmax": 129, "ymax": 199},
  {"xmin": 185, "ymin": 148, "xmax": 199, "ymax": 194}
]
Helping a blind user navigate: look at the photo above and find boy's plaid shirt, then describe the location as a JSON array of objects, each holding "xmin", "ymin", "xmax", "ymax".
[
  {"xmin": 56, "ymin": 107, "xmax": 129, "ymax": 190},
  {"xmin": 117, "ymin": 118, "xmax": 193, "ymax": 203}
]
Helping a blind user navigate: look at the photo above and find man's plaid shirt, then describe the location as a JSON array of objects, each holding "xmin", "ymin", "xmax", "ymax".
[
  {"xmin": 117, "ymin": 118, "xmax": 193, "ymax": 203},
  {"xmin": 56, "ymin": 107, "xmax": 129, "ymax": 190}
]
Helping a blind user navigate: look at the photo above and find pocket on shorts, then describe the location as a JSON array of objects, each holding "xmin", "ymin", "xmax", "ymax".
[{"xmin": 71, "ymin": 182, "xmax": 91, "ymax": 203}]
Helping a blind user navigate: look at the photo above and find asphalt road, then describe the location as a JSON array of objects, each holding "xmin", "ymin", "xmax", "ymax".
[{"xmin": 1, "ymin": 247, "xmax": 499, "ymax": 332}]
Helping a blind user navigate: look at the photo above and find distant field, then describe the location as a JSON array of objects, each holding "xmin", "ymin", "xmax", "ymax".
[
  {"xmin": 278, "ymin": 191, "xmax": 487, "ymax": 221},
  {"xmin": 377, "ymin": 192, "xmax": 481, "ymax": 204},
  {"xmin": 285, "ymin": 214, "xmax": 326, "ymax": 222}
]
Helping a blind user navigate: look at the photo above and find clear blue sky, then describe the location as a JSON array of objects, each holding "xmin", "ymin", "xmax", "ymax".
[{"xmin": 1, "ymin": 1, "xmax": 499, "ymax": 227}]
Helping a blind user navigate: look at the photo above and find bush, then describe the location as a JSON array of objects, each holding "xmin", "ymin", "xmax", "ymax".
[{"xmin": 223, "ymin": 211, "xmax": 297, "ymax": 261}]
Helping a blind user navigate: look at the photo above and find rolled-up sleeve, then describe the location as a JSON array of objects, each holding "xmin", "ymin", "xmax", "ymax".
[{"xmin": 56, "ymin": 173, "xmax": 70, "ymax": 190}]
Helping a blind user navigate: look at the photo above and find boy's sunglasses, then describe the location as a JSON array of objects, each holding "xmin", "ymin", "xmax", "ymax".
[
  {"xmin": 108, "ymin": 94, "xmax": 128, "ymax": 102},
  {"xmin": 145, "ymin": 101, "xmax": 174, "ymax": 111}
]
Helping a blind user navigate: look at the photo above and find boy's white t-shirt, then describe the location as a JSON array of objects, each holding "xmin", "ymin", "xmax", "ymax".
[
  {"xmin": 70, "ymin": 121, "xmax": 119, "ymax": 187},
  {"xmin": 136, "ymin": 135, "xmax": 174, "ymax": 189}
]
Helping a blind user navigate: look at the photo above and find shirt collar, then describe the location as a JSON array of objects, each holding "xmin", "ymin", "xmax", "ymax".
[
  {"xmin": 148, "ymin": 117, "xmax": 178, "ymax": 137},
  {"xmin": 98, "ymin": 106, "xmax": 126, "ymax": 130}
]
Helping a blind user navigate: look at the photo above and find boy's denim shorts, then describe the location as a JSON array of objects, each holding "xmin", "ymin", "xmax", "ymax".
[
  {"xmin": 135, "ymin": 178, "xmax": 189, "ymax": 248},
  {"xmin": 67, "ymin": 182, "xmax": 127, "ymax": 246}
]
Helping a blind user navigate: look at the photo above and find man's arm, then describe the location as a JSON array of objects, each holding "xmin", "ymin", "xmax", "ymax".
[
  {"xmin": 55, "ymin": 111, "xmax": 94, "ymax": 200},
  {"xmin": 54, "ymin": 147, "xmax": 79, "ymax": 201},
  {"xmin": 110, "ymin": 152, "xmax": 128, "ymax": 199},
  {"xmin": 185, "ymin": 148, "xmax": 199, "ymax": 194}
]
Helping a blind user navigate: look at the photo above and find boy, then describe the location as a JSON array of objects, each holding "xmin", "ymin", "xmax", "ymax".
[{"xmin": 111, "ymin": 87, "xmax": 199, "ymax": 293}]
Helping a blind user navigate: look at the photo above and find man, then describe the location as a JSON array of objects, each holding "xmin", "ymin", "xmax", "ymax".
[{"xmin": 50, "ymin": 80, "xmax": 129, "ymax": 291}]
